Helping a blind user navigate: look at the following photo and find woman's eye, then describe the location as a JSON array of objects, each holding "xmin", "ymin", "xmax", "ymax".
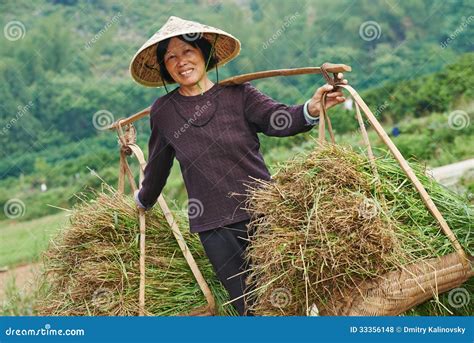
[{"xmin": 167, "ymin": 56, "xmax": 175, "ymax": 61}]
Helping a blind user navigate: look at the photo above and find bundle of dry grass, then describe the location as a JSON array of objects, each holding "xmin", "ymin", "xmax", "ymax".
[
  {"xmin": 36, "ymin": 185, "xmax": 237, "ymax": 316},
  {"xmin": 244, "ymin": 143, "xmax": 473, "ymax": 316}
]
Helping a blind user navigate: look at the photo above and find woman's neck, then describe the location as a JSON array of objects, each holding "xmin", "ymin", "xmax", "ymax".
[{"xmin": 178, "ymin": 76, "xmax": 214, "ymax": 96}]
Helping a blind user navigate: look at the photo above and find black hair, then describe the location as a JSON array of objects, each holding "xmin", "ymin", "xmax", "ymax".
[{"xmin": 155, "ymin": 35, "xmax": 218, "ymax": 84}]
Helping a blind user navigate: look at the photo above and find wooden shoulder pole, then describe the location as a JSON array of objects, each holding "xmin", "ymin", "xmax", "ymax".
[{"xmin": 106, "ymin": 64, "xmax": 352, "ymax": 130}]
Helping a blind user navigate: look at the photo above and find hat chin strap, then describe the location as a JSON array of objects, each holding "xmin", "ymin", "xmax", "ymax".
[
  {"xmin": 160, "ymin": 74, "xmax": 169, "ymax": 94},
  {"xmin": 205, "ymin": 34, "xmax": 219, "ymax": 85},
  {"xmin": 189, "ymin": 34, "xmax": 220, "ymax": 93}
]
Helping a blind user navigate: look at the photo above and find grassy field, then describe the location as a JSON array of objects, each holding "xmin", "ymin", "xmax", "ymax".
[
  {"xmin": 0, "ymin": 212, "xmax": 68, "ymax": 315},
  {"xmin": 0, "ymin": 212, "xmax": 68, "ymax": 268}
]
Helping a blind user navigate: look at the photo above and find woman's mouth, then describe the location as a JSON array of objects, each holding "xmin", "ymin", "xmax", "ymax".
[{"xmin": 179, "ymin": 69, "xmax": 194, "ymax": 77}]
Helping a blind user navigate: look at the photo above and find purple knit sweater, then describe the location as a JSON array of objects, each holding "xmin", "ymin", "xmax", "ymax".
[{"xmin": 138, "ymin": 82, "xmax": 315, "ymax": 233}]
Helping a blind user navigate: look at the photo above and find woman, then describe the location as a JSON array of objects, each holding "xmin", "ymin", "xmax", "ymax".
[{"xmin": 130, "ymin": 16, "xmax": 347, "ymax": 315}]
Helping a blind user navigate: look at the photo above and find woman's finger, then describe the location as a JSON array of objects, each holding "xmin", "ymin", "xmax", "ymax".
[
  {"xmin": 326, "ymin": 91, "xmax": 344, "ymax": 98},
  {"xmin": 313, "ymin": 84, "xmax": 334, "ymax": 99},
  {"xmin": 325, "ymin": 96, "xmax": 346, "ymax": 108},
  {"xmin": 337, "ymin": 72, "xmax": 343, "ymax": 79}
]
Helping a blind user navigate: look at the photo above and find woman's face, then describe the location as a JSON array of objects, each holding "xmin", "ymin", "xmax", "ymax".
[{"xmin": 164, "ymin": 37, "xmax": 207, "ymax": 86}]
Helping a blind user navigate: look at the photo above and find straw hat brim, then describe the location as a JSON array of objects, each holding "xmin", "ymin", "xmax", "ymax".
[{"xmin": 130, "ymin": 17, "xmax": 241, "ymax": 88}]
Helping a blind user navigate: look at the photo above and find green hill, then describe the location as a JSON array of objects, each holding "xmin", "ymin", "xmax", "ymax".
[{"xmin": 1, "ymin": 0, "xmax": 472, "ymax": 222}]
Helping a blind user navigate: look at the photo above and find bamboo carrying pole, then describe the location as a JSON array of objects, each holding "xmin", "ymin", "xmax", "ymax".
[
  {"xmin": 109, "ymin": 64, "xmax": 350, "ymax": 315},
  {"xmin": 106, "ymin": 64, "xmax": 351, "ymax": 131},
  {"xmin": 110, "ymin": 62, "xmax": 469, "ymax": 316}
]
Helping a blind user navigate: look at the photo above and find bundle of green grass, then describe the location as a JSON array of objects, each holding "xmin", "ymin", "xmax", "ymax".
[
  {"xmin": 36, "ymin": 185, "xmax": 238, "ymax": 316},
  {"xmin": 244, "ymin": 143, "xmax": 473, "ymax": 316}
]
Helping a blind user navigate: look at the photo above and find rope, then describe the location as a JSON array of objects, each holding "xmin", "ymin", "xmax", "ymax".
[{"xmin": 205, "ymin": 34, "xmax": 219, "ymax": 72}]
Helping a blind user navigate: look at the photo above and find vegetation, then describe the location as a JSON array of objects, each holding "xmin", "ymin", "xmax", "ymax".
[
  {"xmin": 0, "ymin": 0, "xmax": 472, "ymax": 316},
  {"xmin": 0, "ymin": 212, "xmax": 67, "ymax": 267},
  {"xmin": 35, "ymin": 187, "xmax": 238, "ymax": 316},
  {"xmin": 246, "ymin": 143, "xmax": 472, "ymax": 316}
]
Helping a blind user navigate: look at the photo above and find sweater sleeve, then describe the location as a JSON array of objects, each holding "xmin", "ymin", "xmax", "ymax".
[
  {"xmin": 242, "ymin": 82, "xmax": 315, "ymax": 137},
  {"xmin": 137, "ymin": 112, "xmax": 175, "ymax": 210}
]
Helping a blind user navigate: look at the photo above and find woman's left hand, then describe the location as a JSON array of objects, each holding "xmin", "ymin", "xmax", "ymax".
[{"xmin": 307, "ymin": 73, "xmax": 348, "ymax": 118}]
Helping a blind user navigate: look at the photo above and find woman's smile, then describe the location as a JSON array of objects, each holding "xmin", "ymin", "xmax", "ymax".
[
  {"xmin": 165, "ymin": 39, "xmax": 204, "ymax": 86},
  {"xmin": 178, "ymin": 68, "xmax": 194, "ymax": 78}
]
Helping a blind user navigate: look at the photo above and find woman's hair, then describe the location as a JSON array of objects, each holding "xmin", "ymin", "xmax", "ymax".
[{"xmin": 156, "ymin": 35, "xmax": 218, "ymax": 83}]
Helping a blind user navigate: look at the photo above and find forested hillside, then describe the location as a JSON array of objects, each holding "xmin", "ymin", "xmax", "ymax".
[{"xmin": 0, "ymin": 0, "xmax": 472, "ymax": 221}]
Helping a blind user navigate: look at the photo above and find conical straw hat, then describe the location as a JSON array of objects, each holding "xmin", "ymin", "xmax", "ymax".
[{"xmin": 130, "ymin": 16, "xmax": 241, "ymax": 87}]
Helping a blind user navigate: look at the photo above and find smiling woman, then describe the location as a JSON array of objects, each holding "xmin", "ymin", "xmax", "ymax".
[
  {"xmin": 156, "ymin": 35, "xmax": 218, "ymax": 96},
  {"xmin": 129, "ymin": 16, "xmax": 347, "ymax": 316}
]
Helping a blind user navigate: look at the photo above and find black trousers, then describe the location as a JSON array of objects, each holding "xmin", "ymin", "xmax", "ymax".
[{"xmin": 198, "ymin": 219, "xmax": 253, "ymax": 316}]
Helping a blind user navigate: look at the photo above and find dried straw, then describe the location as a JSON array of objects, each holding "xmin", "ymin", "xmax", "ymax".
[
  {"xmin": 244, "ymin": 143, "xmax": 472, "ymax": 316},
  {"xmin": 36, "ymin": 184, "xmax": 237, "ymax": 316}
]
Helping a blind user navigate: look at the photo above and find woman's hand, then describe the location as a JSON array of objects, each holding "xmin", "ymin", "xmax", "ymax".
[
  {"xmin": 307, "ymin": 73, "xmax": 348, "ymax": 118},
  {"xmin": 134, "ymin": 189, "xmax": 147, "ymax": 210}
]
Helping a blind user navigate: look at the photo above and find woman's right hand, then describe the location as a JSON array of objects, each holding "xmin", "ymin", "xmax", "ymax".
[{"xmin": 307, "ymin": 73, "xmax": 348, "ymax": 117}]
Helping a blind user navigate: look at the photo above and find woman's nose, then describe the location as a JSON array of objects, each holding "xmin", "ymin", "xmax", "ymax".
[{"xmin": 177, "ymin": 57, "xmax": 188, "ymax": 67}]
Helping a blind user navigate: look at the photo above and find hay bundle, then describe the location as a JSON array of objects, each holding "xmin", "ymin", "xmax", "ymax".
[
  {"xmin": 36, "ymin": 185, "xmax": 237, "ymax": 316},
  {"xmin": 245, "ymin": 143, "xmax": 473, "ymax": 316}
]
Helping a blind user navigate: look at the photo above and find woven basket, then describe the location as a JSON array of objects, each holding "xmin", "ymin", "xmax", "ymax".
[{"xmin": 321, "ymin": 253, "xmax": 473, "ymax": 315}]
